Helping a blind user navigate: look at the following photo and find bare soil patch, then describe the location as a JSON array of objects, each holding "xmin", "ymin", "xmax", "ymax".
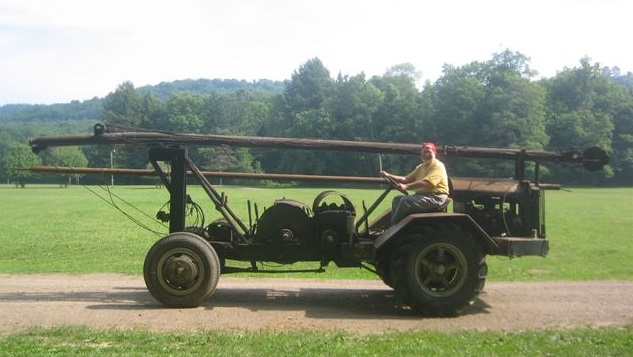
[{"xmin": 1, "ymin": 274, "xmax": 631, "ymax": 335}]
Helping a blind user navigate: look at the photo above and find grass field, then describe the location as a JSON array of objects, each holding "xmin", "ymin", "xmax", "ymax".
[{"xmin": 1, "ymin": 184, "xmax": 631, "ymax": 355}]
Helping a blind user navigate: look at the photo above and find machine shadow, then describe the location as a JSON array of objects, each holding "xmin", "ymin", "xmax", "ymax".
[
  {"xmin": 1, "ymin": 285, "xmax": 490, "ymax": 319},
  {"xmin": 100, "ymin": 286, "xmax": 488, "ymax": 319},
  {"xmin": 203, "ymin": 286, "xmax": 491, "ymax": 319}
]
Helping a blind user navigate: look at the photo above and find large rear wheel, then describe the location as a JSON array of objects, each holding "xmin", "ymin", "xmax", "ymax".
[
  {"xmin": 390, "ymin": 231, "xmax": 486, "ymax": 316},
  {"xmin": 144, "ymin": 232, "xmax": 221, "ymax": 308}
]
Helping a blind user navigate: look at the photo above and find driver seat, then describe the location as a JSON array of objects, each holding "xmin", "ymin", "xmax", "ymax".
[
  {"xmin": 436, "ymin": 177, "xmax": 453, "ymax": 212},
  {"xmin": 437, "ymin": 197, "xmax": 452, "ymax": 212}
]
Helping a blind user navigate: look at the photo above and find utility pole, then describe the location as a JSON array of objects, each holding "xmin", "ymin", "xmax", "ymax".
[{"xmin": 110, "ymin": 149, "xmax": 115, "ymax": 186}]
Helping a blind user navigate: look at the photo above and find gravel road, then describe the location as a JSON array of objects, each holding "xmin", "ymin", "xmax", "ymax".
[{"xmin": 1, "ymin": 274, "xmax": 631, "ymax": 335}]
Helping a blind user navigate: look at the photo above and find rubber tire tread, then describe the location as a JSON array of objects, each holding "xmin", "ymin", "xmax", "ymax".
[
  {"xmin": 390, "ymin": 230, "xmax": 486, "ymax": 317},
  {"xmin": 144, "ymin": 232, "xmax": 221, "ymax": 308}
]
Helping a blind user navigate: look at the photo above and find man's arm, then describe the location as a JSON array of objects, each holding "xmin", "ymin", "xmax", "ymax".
[
  {"xmin": 401, "ymin": 178, "xmax": 433, "ymax": 191},
  {"xmin": 379, "ymin": 170, "xmax": 407, "ymax": 183},
  {"xmin": 380, "ymin": 168, "xmax": 429, "ymax": 191}
]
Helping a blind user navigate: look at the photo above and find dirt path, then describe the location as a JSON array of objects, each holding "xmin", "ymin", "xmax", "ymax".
[{"xmin": 1, "ymin": 274, "xmax": 631, "ymax": 335}]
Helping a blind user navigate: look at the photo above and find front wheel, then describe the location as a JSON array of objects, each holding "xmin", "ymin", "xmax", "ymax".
[
  {"xmin": 144, "ymin": 232, "xmax": 221, "ymax": 308},
  {"xmin": 390, "ymin": 233, "xmax": 487, "ymax": 316}
]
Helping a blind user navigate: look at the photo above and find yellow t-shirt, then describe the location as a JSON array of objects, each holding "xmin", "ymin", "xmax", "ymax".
[{"xmin": 406, "ymin": 158, "xmax": 449, "ymax": 195}]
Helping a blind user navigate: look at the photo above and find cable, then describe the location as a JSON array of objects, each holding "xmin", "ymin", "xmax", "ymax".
[
  {"xmin": 84, "ymin": 185, "xmax": 166, "ymax": 236},
  {"xmin": 39, "ymin": 150, "xmax": 168, "ymax": 237}
]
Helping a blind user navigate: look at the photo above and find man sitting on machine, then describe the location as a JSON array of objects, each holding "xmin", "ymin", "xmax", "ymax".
[{"xmin": 379, "ymin": 142, "xmax": 450, "ymax": 224}]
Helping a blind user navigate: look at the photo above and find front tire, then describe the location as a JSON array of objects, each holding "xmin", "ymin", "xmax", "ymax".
[
  {"xmin": 144, "ymin": 232, "xmax": 221, "ymax": 308},
  {"xmin": 390, "ymin": 232, "xmax": 486, "ymax": 316}
]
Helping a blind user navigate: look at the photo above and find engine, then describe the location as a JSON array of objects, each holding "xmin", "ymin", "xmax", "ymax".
[
  {"xmin": 252, "ymin": 191, "xmax": 356, "ymax": 248},
  {"xmin": 312, "ymin": 191, "xmax": 356, "ymax": 249},
  {"xmin": 254, "ymin": 199, "xmax": 315, "ymax": 243}
]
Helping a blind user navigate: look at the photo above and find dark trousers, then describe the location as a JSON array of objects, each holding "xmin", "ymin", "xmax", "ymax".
[{"xmin": 391, "ymin": 194, "xmax": 448, "ymax": 224}]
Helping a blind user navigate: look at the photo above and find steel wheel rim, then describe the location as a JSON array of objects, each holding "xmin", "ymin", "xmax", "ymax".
[
  {"xmin": 413, "ymin": 242, "xmax": 468, "ymax": 297},
  {"xmin": 157, "ymin": 247, "xmax": 205, "ymax": 296}
]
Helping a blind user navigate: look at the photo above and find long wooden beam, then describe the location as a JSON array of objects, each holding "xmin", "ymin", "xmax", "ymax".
[
  {"xmin": 27, "ymin": 166, "xmax": 564, "ymax": 190},
  {"xmin": 28, "ymin": 125, "xmax": 609, "ymax": 170},
  {"xmin": 27, "ymin": 166, "xmax": 384, "ymax": 183}
]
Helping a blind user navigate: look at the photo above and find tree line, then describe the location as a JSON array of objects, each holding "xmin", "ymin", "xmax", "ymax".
[{"xmin": 1, "ymin": 50, "xmax": 632, "ymax": 186}]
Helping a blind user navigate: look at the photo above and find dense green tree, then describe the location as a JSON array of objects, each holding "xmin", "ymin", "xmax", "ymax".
[
  {"xmin": 476, "ymin": 50, "xmax": 547, "ymax": 149},
  {"xmin": 237, "ymin": 92, "xmax": 273, "ymax": 136},
  {"xmin": 369, "ymin": 66, "xmax": 424, "ymax": 143},
  {"xmin": 2, "ymin": 142, "xmax": 42, "ymax": 187},
  {"xmin": 610, "ymin": 95, "xmax": 633, "ymax": 184},
  {"xmin": 198, "ymin": 147, "xmax": 237, "ymax": 172},
  {"xmin": 0, "ymin": 130, "xmax": 15, "ymax": 182},
  {"xmin": 274, "ymin": 108, "xmax": 336, "ymax": 175},
  {"xmin": 425, "ymin": 51, "xmax": 549, "ymax": 178},
  {"xmin": 331, "ymin": 73, "xmax": 383, "ymax": 140},
  {"xmin": 139, "ymin": 92, "xmax": 165, "ymax": 129},
  {"xmin": 161, "ymin": 92, "xmax": 206, "ymax": 132},
  {"xmin": 424, "ymin": 62, "xmax": 486, "ymax": 146},
  {"xmin": 384, "ymin": 63, "xmax": 422, "ymax": 83},
  {"xmin": 283, "ymin": 57, "xmax": 334, "ymax": 115},
  {"xmin": 544, "ymin": 58, "xmax": 614, "ymax": 148},
  {"xmin": 425, "ymin": 62, "xmax": 492, "ymax": 177},
  {"xmin": 325, "ymin": 73, "xmax": 385, "ymax": 177},
  {"xmin": 595, "ymin": 69, "xmax": 633, "ymax": 185},
  {"xmin": 44, "ymin": 146, "xmax": 89, "ymax": 185},
  {"xmin": 100, "ymin": 81, "xmax": 144, "ymax": 127},
  {"xmin": 263, "ymin": 58, "xmax": 336, "ymax": 175},
  {"xmin": 542, "ymin": 57, "xmax": 625, "ymax": 183},
  {"xmin": 202, "ymin": 90, "xmax": 271, "ymax": 136},
  {"xmin": 99, "ymin": 82, "xmax": 154, "ymax": 172},
  {"xmin": 365, "ymin": 66, "xmax": 427, "ymax": 176}
]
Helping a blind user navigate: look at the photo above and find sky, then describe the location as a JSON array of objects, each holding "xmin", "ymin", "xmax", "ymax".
[{"xmin": 0, "ymin": 0, "xmax": 631, "ymax": 105}]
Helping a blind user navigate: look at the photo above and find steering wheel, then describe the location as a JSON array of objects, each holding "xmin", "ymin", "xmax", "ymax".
[{"xmin": 383, "ymin": 175, "xmax": 409, "ymax": 195}]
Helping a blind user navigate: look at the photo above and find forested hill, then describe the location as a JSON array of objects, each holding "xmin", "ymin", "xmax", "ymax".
[
  {"xmin": 0, "ymin": 98, "xmax": 103, "ymax": 123},
  {"xmin": 136, "ymin": 78, "xmax": 285, "ymax": 100},
  {"xmin": 0, "ymin": 78, "xmax": 285, "ymax": 123}
]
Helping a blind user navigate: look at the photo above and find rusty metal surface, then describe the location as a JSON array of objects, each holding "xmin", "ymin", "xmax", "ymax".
[
  {"xmin": 27, "ymin": 166, "xmax": 384, "ymax": 183},
  {"xmin": 29, "ymin": 131, "xmax": 422, "ymax": 155},
  {"xmin": 27, "ymin": 166, "xmax": 564, "ymax": 191},
  {"xmin": 451, "ymin": 177, "xmax": 521, "ymax": 194},
  {"xmin": 28, "ymin": 126, "xmax": 609, "ymax": 170}
]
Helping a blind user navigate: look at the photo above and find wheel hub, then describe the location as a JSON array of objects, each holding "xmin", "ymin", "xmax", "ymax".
[
  {"xmin": 164, "ymin": 255, "xmax": 199, "ymax": 288},
  {"xmin": 415, "ymin": 244, "xmax": 467, "ymax": 296},
  {"xmin": 433, "ymin": 264, "xmax": 446, "ymax": 275}
]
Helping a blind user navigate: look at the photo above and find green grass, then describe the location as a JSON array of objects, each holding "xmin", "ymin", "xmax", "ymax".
[{"xmin": 1, "ymin": 326, "xmax": 631, "ymax": 356}]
